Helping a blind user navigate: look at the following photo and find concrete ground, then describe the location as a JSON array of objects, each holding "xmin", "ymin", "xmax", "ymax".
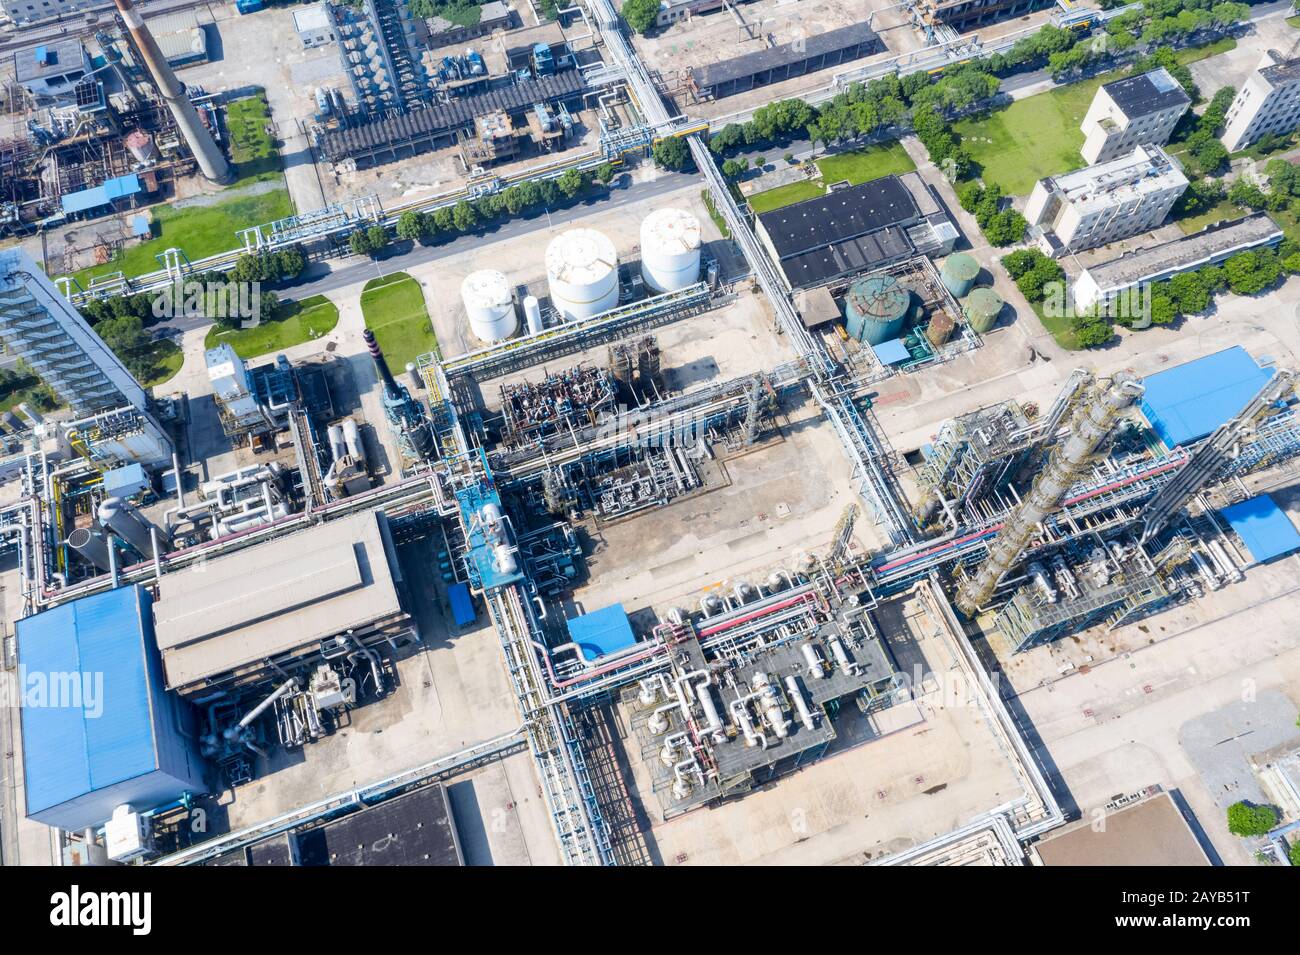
[
  {"xmin": 1188, "ymin": 14, "xmax": 1299, "ymax": 97},
  {"xmin": 623, "ymin": 589, "xmax": 1034, "ymax": 865}
]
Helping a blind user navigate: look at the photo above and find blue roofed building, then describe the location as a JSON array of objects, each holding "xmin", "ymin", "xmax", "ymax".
[
  {"xmin": 1139, "ymin": 346, "xmax": 1276, "ymax": 448},
  {"xmin": 1219, "ymin": 495, "xmax": 1300, "ymax": 564},
  {"xmin": 60, "ymin": 174, "xmax": 143, "ymax": 219},
  {"xmin": 17, "ymin": 585, "xmax": 206, "ymax": 831},
  {"xmin": 566, "ymin": 604, "xmax": 638, "ymax": 663}
]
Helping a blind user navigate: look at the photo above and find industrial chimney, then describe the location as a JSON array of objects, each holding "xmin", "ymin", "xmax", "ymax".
[{"xmin": 113, "ymin": 0, "xmax": 230, "ymax": 183}]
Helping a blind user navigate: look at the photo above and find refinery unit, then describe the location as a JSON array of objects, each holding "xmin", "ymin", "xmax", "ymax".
[{"xmin": 5, "ymin": 0, "xmax": 1300, "ymax": 876}]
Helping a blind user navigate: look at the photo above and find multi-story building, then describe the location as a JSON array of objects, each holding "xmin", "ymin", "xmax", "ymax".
[
  {"xmin": 2, "ymin": 0, "xmax": 104, "ymax": 28},
  {"xmin": 1220, "ymin": 50, "xmax": 1300, "ymax": 153},
  {"xmin": 13, "ymin": 38, "xmax": 91, "ymax": 106},
  {"xmin": 1025, "ymin": 145, "xmax": 1188, "ymax": 256},
  {"xmin": 0, "ymin": 248, "xmax": 149, "ymax": 417},
  {"xmin": 1080, "ymin": 68, "xmax": 1191, "ymax": 165}
]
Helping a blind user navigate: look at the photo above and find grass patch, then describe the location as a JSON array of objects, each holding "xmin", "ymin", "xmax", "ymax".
[
  {"xmin": 701, "ymin": 189, "xmax": 730, "ymax": 238},
  {"xmin": 360, "ymin": 273, "xmax": 439, "ymax": 368},
  {"xmin": 747, "ymin": 142, "xmax": 917, "ymax": 213},
  {"xmin": 1176, "ymin": 199, "xmax": 1248, "ymax": 235},
  {"xmin": 204, "ymin": 294, "xmax": 340, "ymax": 359},
  {"xmin": 957, "ymin": 38, "xmax": 1238, "ymax": 195},
  {"xmin": 68, "ymin": 188, "xmax": 294, "ymax": 288},
  {"xmin": 1289, "ymin": 14, "xmax": 1300, "ymax": 28},
  {"xmin": 1031, "ymin": 300, "xmax": 1081, "ymax": 351},
  {"xmin": 816, "ymin": 141, "xmax": 916, "ymax": 186},
  {"xmin": 141, "ymin": 339, "xmax": 184, "ymax": 387},
  {"xmin": 225, "ymin": 92, "xmax": 283, "ymax": 186},
  {"xmin": 748, "ymin": 180, "xmax": 825, "ymax": 214}
]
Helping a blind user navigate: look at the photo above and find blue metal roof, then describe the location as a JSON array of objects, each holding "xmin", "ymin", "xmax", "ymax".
[
  {"xmin": 1220, "ymin": 495, "xmax": 1300, "ymax": 563},
  {"xmin": 1140, "ymin": 346, "xmax": 1275, "ymax": 448},
  {"xmin": 872, "ymin": 338, "xmax": 911, "ymax": 365},
  {"xmin": 60, "ymin": 174, "xmax": 141, "ymax": 215},
  {"xmin": 18, "ymin": 586, "xmax": 161, "ymax": 818},
  {"xmin": 566, "ymin": 604, "xmax": 637, "ymax": 663},
  {"xmin": 18, "ymin": 586, "xmax": 203, "ymax": 830},
  {"xmin": 447, "ymin": 581, "xmax": 476, "ymax": 627}
]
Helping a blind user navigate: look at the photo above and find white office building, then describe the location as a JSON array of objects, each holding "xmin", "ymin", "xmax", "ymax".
[
  {"xmin": 1080, "ymin": 68, "xmax": 1190, "ymax": 165},
  {"xmin": 1220, "ymin": 50, "xmax": 1300, "ymax": 153},
  {"xmin": 1025, "ymin": 145, "xmax": 1188, "ymax": 256}
]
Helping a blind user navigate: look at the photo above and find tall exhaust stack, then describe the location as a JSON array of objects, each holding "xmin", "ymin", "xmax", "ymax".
[{"xmin": 113, "ymin": 0, "xmax": 230, "ymax": 183}]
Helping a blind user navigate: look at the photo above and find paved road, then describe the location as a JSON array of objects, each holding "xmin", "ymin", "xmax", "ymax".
[{"xmin": 152, "ymin": 169, "xmax": 700, "ymax": 337}]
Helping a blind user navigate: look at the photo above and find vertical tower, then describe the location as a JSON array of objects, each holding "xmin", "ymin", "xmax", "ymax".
[
  {"xmin": 955, "ymin": 373, "xmax": 1144, "ymax": 617},
  {"xmin": 0, "ymin": 248, "xmax": 149, "ymax": 417},
  {"xmin": 113, "ymin": 0, "xmax": 230, "ymax": 183}
]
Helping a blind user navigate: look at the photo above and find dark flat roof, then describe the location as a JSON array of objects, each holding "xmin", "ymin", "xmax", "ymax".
[
  {"xmin": 781, "ymin": 225, "xmax": 913, "ymax": 286},
  {"xmin": 205, "ymin": 783, "xmax": 463, "ymax": 866},
  {"xmin": 1103, "ymin": 68, "xmax": 1190, "ymax": 118},
  {"xmin": 1035, "ymin": 792, "xmax": 1210, "ymax": 866},
  {"xmin": 758, "ymin": 175, "xmax": 920, "ymax": 260},
  {"xmin": 321, "ymin": 70, "xmax": 584, "ymax": 162},
  {"xmin": 694, "ymin": 22, "xmax": 878, "ymax": 89}
]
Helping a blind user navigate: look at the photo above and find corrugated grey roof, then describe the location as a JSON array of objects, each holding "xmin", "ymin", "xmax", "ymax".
[
  {"xmin": 693, "ymin": 21, "xmax": 878, "ymax": 89},
  {"xmin": 1103, "ymin": 68, "xmax": 1190, "ymax": 118}
]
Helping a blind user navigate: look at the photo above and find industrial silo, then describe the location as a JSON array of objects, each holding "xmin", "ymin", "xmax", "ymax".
[
  {"xmin": 926, "ymin": 311, "xmax": 955, "ymax": 348},
  {"xmin": 843, "ymin": 275, "xmax": 912, "ymax": 346},
  {"xmin": 461, "ymin": 269, "xmax": 518, "ymax": 343},
  {"xmin": 940, "ymin": 253, "xmax": 980, "ymax": 299},
  {"xmin": 963, "ymin": 287, "xmax": 1003, "ymax": 334},
  {"xmin": 523, "ymin": 295, "xmax": 543, "ymax": 336},
  {"xmin": 640, "ymin": 208, "xmax": 702, "ymax": 293},
  {"xmin": 546, "ymin": 229, "xmax": 619, "ymax": 321}
]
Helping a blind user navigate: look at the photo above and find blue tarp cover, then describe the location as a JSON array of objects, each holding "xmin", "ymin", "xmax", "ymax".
[
  {"xmin": 1140, "ymin": 346, "xmax": 1274, "ymax": 448},
  {"xmin": 1219, "ymin": 494, "xmax": 1300, "ymax": 563},
  {"xmin": 872, "ymin": 338, "xmax": 911, "ymax": 365},
  {"xmin": 566, "ymin": 604, "xmax": 637, "ymax": 663}
]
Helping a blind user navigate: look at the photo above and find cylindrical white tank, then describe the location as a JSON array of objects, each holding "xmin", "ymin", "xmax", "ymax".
[
  {"xmin": 640, "ymin": 207, "xmax": 701, "ymax": 293},
  {"xmin": 98, "ymin": 497, "xmax": 163, "ymax": 559},
  {"xmin": 461, "ymin": 270, "xmax": 518, "ymax": 343},
  {"xmin": 546, "ymin": 229, "xmax": 619, "ymax": 321},
  {"xmin": 327, "ymin": 424, "xmax": 347, "ymax": 461},
  {"xmin": 523, "ymin": 295, "xmax": 543, "ymax": 336},
  {"xmin": 342, "ymin": 418, "xmax": 363, "ymax": 461}
]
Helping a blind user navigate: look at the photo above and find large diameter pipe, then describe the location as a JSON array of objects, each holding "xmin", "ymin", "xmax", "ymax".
[
  {"xmin": 113, "ymin": 0, "xmax": 230, "ymax": 183},
  {"xmin": 955, "ymin": 373, "xmax": 1143, "ymax": 617}
]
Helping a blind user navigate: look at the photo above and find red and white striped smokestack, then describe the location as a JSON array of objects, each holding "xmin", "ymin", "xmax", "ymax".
[{"xmin": 113, "ymin": 0, "xmax": 230, "ymax": 183}]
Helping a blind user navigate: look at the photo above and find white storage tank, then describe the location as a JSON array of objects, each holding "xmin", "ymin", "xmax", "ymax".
[
  {"xmin": 640, "ymin": 207, "xmax": 701, "ymax": 293},
  {"xmin": 461, "ymin": 269, "xmax": 518, "ymax": 343},
  {"xmin": 546, "ymin": 229, "xmax": 619, "ymax": 321},
  {"xmin": 523, "ymin": 295, "xmax": 543, "ymax": 336}
]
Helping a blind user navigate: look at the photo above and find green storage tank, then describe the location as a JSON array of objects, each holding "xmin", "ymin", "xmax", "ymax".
[
  {"xmin": 844, "ymin": 275, "xmax": 911, "ymax": 346},
  {"xmin": 940, "ymin": 253, "xmax": 980, "ymax": 299},
  {"xmin": 963, "ymin": 287, "xmax": 1003, "ymax": 334}
]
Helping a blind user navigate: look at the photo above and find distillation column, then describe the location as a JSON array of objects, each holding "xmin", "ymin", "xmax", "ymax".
[
  {"xmin": 113, "ymin": 0, "xmax": 231, "ymax": 183},
  {"xmin": 955, "ymin": 373, "xmax": 1144, "ymax": 617}
]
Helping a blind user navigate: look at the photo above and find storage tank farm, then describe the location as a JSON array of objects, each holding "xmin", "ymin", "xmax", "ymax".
[
  {"xmin": 639, "ymin": 208, "xmax": 702, "ymax": 293},
  {"xmin": 461, "ymin": 269, "xmax": 519, "ymax": 343},
  {"xmin": 844, "ymin": 275, "xmax": 913, "ymax": 346},
  {"xmin": 546, "ymin": 229, "xmax": 620, "ymax": 321}
]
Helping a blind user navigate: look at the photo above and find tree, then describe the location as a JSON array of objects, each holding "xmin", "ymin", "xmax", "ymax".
[
  {"xmin": 1290, "ymin": 840, "xmax": 1300, "ymax": 867},
  {"xmin": 652, "ymin": 136, "xmax": 689, "ymax": 171},
  {"xmin": 396, "ymin": 210, "xmax": 428, "ymax": 241},
  {"xmin": 452, "ymin": 200, "xmax": 478, "ymax": 232},
  {"xmin": 348, "ymin": 229, "xmax": 374, "ymax": 257},
  {"xmin": 1167, "ymin": 272, "xmax": 1209, "ymax": 314},
  {"xmin": 557, "ymin": 167, "xmax": 587, "ymax": 199},
  {"xmin": 983, "ymin": 209, "xmax": 1026, "ymax": 247},
  {"xmin": 621, "ymin": 0, "xmax": 660, "ymax": 34},
  {"xmin": 1226, "ymin": 801, "xmax": 1278, "ymax": 837},
  {"xmin": 1075, "ymin": 321, "xmax": 1113, "ymax": 348},
  {"xmin": 95, "ymin": 315, "xmax": 153, "ymax": 379},
  {"xmin": 594, "ymin": 162, "xmax": 617, "ymax": 184},
  {"xmin": 721, "ymin": 157, "xmax": 749, "ymax": 179},
  {"xmin": 364, "ymin": 225, "xmax": 389, "ymax": 255}
]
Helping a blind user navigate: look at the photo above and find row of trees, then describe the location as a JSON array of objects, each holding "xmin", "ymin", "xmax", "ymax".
[{"xmin": 347, "ymin": 164, "xmax": 619, "ymax": 257}]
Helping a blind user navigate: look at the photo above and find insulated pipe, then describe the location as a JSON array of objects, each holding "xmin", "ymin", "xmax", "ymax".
[
  {"xmin": 112, "ymin": 0, "xmax": 230, "ymax": 183},
  {"xmin": 785, "ymin": 675, "xmax": 815, "ymax": 731},
  {"xmin": 232, "ymin": 679, "xmax": 297, "ymax": 734}
]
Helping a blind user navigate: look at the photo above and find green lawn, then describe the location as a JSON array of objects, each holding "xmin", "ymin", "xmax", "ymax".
[
  {"xmin": 1176, "ymin": 199, "xmax": 1248, "ymax": 236},
  {"xmin": 1031, "ymin": 300, "xmax": 1082, "ymax": 351},
  {"xmin": 68, "ymin": 188, "xmax": 294, "ymax": 288},
  {"xmin": 748, "ymin": 180, "xmax": 825, "ymax": 214},
  {"xmin": 816, "ymin": 141, "xmax": 916, "ymax": 186},
  {"xmin": 360, "ymin": 273, "xmax": 439, "ymax": 368},
  {"xmin": 205, "ymin": 294, "xmax": 340, "ymax": 359},
  {"xmin": 748, "ymin": 142, "xmax": 917, "ymax": 213},
  {"xmin": 701, "ymin": 189, "xmax": 730, "ymax": 238},
  {"xmin": 957, "ymin": 38, "xmax": 1237, "ymax": 196},
  {"xmin": 141, "ymin": 339, "xmax": 184, "ymax": 387},
  {"xmin": 1287, "ymin": 14, "xmax": 1300, "ymax": 28},
  {"xmin": 225, "ymin": 92, "xmax": 283, "ymax": 186}
]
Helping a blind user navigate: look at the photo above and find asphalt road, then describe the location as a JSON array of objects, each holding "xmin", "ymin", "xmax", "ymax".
[{"xmin": 153, "ymin": 169, "xmax": 700, "ymax": 336}]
